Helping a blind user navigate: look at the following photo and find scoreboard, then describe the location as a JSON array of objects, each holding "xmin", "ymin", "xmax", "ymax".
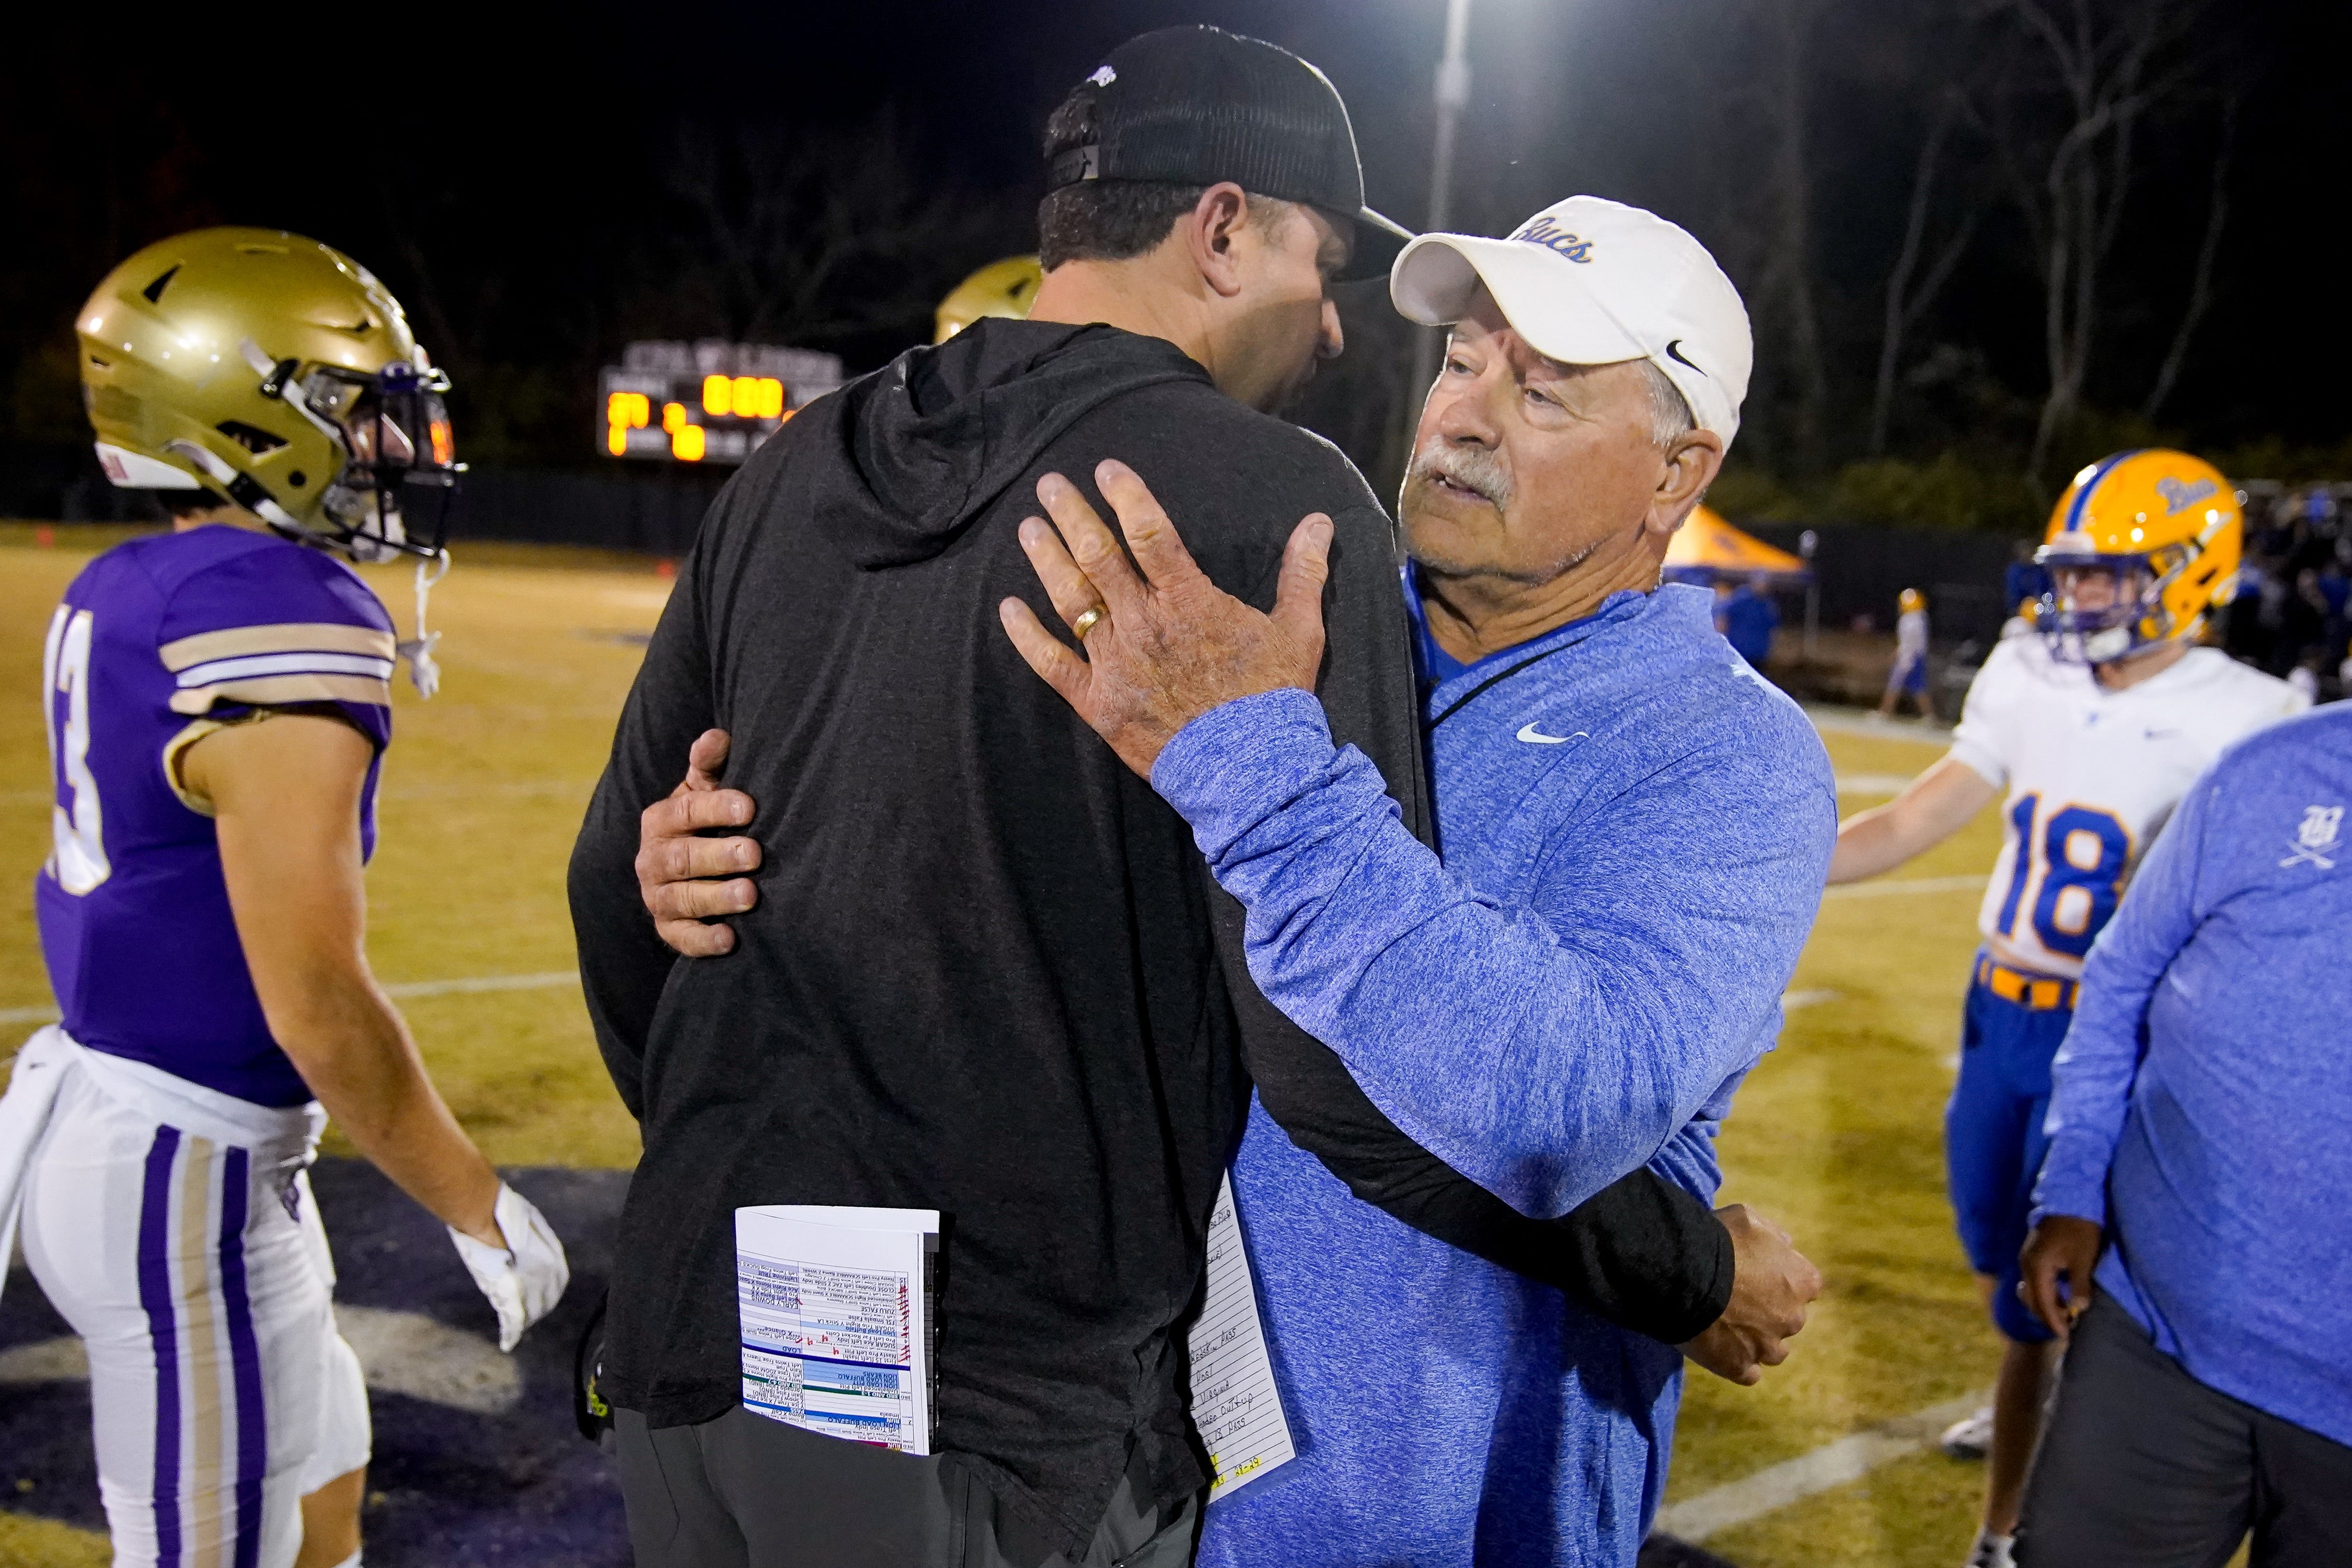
[{"xmin": 599, "ymin": 340, "xmax": 845, "ymax": 465}]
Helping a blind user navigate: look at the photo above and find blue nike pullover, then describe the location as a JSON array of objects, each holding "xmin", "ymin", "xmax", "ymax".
[
  {"xmin": 2032, "ymin": 702, "xmax": 2352, "ymax": 1446},
  {"xmin": 1157, "ymin": 582, "xmax": 1836, "ymax": 1567}
]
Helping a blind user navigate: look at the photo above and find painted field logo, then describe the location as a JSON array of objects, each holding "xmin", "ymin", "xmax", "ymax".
[
  {"xmin": 1513, "ymin": 216, "xmax": 1595, "ymax": 262},
  {"xmin": 2154, "ymin": 474, "xmax": 2218, "ymax": 514}
]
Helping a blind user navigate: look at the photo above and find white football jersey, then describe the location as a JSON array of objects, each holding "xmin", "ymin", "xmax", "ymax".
[{"xmin": 1949, "ymin": 632, "xmax": 2309, "ymax": 978}]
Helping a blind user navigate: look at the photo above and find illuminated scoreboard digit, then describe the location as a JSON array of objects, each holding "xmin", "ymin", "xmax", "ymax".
[{"xmin": 598, "ymin": 340, "xmax": 845, "ymax": 465}]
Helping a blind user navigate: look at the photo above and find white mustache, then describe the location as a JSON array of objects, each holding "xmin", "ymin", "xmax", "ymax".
[{"xmin": 1409, "ymin": 440, "xmax": 1513, "ymax": 509}]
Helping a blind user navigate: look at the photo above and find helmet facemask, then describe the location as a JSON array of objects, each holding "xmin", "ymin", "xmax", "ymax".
[
  {"xmin": 287, "ymin": 360, "xmax": 461, "ymax": 565},
  {"xmin": 2034, "ymin": 547, "xmax": 2187, "ymax": 665}
]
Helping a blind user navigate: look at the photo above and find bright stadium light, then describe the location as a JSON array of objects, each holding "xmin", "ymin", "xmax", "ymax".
[
  {"xmin": 1408, "ymin": 0, "xmax": 1475, "ymax": 435},
  {"xmin": 1428, "ymin": 0, "xmax": 1474, "ymax": 239}
]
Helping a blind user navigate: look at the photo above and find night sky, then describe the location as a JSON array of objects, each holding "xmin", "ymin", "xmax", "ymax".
[{"xmin": 5, "ymin": 1, "xmax": 2345, "ymax": 490}]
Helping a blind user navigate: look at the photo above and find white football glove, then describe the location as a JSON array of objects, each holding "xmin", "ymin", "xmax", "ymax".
[{"xmin": 448, "ymin": 1183, "xmax": 570, "ymax": 1352}]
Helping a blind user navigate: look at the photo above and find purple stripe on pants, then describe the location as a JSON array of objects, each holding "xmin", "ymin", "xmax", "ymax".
[
  {"xmin": 217, "ymin": 1146, "xmax": 266, "ymax": 1568},
  {"xmin": 136, "ymin": 1127, "xmax": 183, "ymax": 1568}
]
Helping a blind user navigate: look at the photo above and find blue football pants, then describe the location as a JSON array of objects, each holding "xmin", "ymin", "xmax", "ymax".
[{"xmin": 1945, "ymin": 967, "xmax": 2075, "ymax": 1344}]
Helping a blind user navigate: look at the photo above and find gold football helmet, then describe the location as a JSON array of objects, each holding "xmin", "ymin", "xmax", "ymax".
[
  {"xmin": 78, "ymin": 226, "xmax": 460, "ymax": 564},
  {"xmin": 933, "ymin": 256, "xmax": 1043, "ymax": 344},
  {"xmin": 2035, "ymin": 449, "xmax": 2241, "ymax": 664}
]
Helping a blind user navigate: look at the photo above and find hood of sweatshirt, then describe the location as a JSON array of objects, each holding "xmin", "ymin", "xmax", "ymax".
[{"xmin": 805, "ymin": 319, "xmax": 1212, "ymax": 570}]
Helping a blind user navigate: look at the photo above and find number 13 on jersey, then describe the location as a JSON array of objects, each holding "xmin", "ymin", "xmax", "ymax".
[
  {"xmin": 43, "ymin": 603, "xmax": 112, "ymax": 895},
  {"xmin": 1993, "ymin": 792, "xmax": 2133, "ymax": 959}
]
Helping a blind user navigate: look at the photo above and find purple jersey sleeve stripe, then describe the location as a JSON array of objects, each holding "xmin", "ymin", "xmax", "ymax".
[
  {"xmin": 159, "ymin": 621, "xmax": 396, "ymax": 672},
  {"xmin": 137, "ymin": 1126, "xmax": 185, "ymax": 1568},
  {"xmin": 217, "ymin": 1146, "xmax": 267, "ymax": 1568},
  {"xmin": 175, "ymin": 652, "xmax": 395, "ymax": 687}
]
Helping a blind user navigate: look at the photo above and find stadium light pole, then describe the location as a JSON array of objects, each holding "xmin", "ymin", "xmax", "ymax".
[{"xmin": 1404, "ymin": 0, "xmax": 1474, "ymax": 446}]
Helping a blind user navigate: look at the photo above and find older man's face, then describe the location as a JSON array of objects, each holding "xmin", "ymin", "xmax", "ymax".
[{"xmin": 1399, "ymin": 292, "xmax": 1668, "ymax": 586}]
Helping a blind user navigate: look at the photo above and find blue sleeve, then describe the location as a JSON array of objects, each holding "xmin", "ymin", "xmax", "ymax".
[
  {"xmin": 2031, "ymin": 774, "xmax": 2213, "ymax": 1227},
  {"xmin": 1154, "ymin": 688, "xmax": 1834, "ymax": 1219}
]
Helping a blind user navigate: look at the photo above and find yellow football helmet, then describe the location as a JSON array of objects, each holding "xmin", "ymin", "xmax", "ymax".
[
  {"xmin": 2034, "ymin": 448, "xmax": 2240, "ymax": 664},
  {"xmin": 1898, "ymin": 587, "xmax": 1925, "ymax": 614},
  {"xmin": 78, "ymin": 226, "xmax": 460, "ymax": 563},
  {"xmin": 933, "ymin": 256, "xmax": 1043, "ymax": 344}
]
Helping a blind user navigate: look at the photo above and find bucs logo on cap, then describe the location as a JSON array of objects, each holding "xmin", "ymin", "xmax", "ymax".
[{"xmin": 1511, "ymin": 215, "xmax": 1595, "ymax": 263}]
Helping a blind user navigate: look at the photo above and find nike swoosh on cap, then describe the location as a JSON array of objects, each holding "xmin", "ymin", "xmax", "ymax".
[
  {"xmin": 1665, "ymin": 339, "xmax": 1707, "ymax": 376},
  {"xmin": 1517, "ymin": 722, "xmax": 1587, "ymax": 745}
]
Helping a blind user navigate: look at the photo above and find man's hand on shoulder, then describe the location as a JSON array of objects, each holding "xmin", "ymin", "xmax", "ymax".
[
  {"xmin": 636, "ymin": 727, "xmax": 763, "ymax": 955},
  {"xmin": 1679, "ymin": 1204, "xmax": 1823, "ymax": 1386},
  {"xmin": 997, "ymin": 459, "xmax": 1333, "ymax": 779}
]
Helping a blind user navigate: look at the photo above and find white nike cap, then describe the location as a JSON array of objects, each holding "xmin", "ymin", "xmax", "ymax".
[{"xmin": 1390, "ymin": 194, "xmax": 1754, "ymax": 446}]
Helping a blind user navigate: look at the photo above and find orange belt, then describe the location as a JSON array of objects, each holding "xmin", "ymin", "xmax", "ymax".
[{"xmin": 1976, "ymin": 955, "xmax": 2078, "ymax": 1012}]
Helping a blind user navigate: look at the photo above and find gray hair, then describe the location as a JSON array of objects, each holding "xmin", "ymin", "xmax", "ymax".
[{"xmin": 1640, "ymin": 360, "xmax": 1694, "ymax": 449}]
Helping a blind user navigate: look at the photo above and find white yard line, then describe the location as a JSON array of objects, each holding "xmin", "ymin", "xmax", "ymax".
[
  {"xmin": 1833, "ymin": 773, "xmax": 1917, "ymax": 796},
  {"xmin": 383, "ymin": 970, "xmax": 579, "ymax": 999},
  {"xmin": 1805, "ymin": 705, "xmax": 1954, "ymax": 742},
  {"xmin": 1655, "ymin": 1391, "xmax": 1989, "ymax": 1542},
  {"xmin": 1820, "ymin": 875, "xmax": 1983, "ymax": 901},
  {"xmin": 2, "ymin": 970, "xmax": 579, "ymax": 1031},
  {"xmin": 2, "ymin": 779, "xmax": 593, "ymax": 808},
  {"xmin": 3, "ymin": 972, "xmax": 1895, "ymax": 1033}
]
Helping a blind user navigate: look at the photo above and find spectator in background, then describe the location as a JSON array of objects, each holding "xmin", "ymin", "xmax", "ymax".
[
  {"xmin": 2318, "ymin": 557, "xmax": 2350, "ymax": 671},
  {"xmin": 2318, "ymin": 554, "xmax": 2351, "ymax": 614},
  {"xmin": 1880, "ymin": 586, "xmax": 1935, "ymax": 720},
  {"xmin": 2016, "ymin": 703, "xmax": 2352, "ymax": 1564},
  {"xmin": 2003, "ymin": 540, "xmax": 2049, "ymax": 621},
  {"xmin": 2278, "ymin": 568, "xmax": 2328, "ymax": 679},
  {"xmin": 1718, "ymin": 571, "xmax": 1780, "ymax": 670},
  {"xmin": 2226, "ymin": 555, "xmax": 2273, "ymax": 667}
]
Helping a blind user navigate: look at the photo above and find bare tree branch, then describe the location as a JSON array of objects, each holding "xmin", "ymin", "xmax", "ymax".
[
  {"xmin": 1871, "ymin": 90, "xmax": 1977, "ymax": 454},
  {"xmin": 2142, "ymin": 92, "xmax": 2236, "ymax": 423},
  {"xmin": 1977, "ymin": 0, "xmax": 2212, "ymax": 478},
  {"xmin": 663, "ymin": 110, "xmax": 1000, "ymax": 352},
  {"xmin": 1741, "ymin": 0, "xmax": 1834, "ymax": 470}
]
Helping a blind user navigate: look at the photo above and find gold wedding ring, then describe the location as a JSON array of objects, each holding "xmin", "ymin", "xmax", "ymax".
[{"xmin": 1071, "ymin": 605, "xmax": 1106, "ymax": 640}]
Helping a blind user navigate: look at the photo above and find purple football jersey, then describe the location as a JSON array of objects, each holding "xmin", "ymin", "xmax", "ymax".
[{"xmin": 36, "ymin": 524, "xmax": 397, "ymax": 1106}]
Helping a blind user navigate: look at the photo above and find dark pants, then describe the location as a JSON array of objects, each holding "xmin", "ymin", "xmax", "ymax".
[
  {"xmin": 2016, "ymin": 1296, "xmax": 2352, "ymax": 1567},
  {"xmin": 612, "ymin": 1406, "xmax": 1201, "ymax": 1568}
]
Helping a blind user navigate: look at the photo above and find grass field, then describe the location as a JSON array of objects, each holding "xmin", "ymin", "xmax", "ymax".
[{"xmin": 1, "ymin": 525, "xmax": 2012, "ymax": 1566}]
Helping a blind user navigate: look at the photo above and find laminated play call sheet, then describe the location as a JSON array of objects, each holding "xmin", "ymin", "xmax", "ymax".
[
  {"xmin": 736, "ymin": 1204, "xmax": 939, "ymax": 1453},
  {"xmin": 1188, "ymin": 1174, "xmax": 1295, "ymax": 1501}
]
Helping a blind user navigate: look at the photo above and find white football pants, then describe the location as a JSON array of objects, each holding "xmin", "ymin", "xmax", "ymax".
[{"xmin": 16, "ymin": 1045, "xmax": 370, "ymax": 1568}]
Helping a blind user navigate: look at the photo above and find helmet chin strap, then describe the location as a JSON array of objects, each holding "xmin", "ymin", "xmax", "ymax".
[
  {"xmin": 398, "ymin": 549, "xmax": 451, "ymax": 699},
  {"xmin": 159, "ymin": 439, "xmax": 310, "ymax": 538}
]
